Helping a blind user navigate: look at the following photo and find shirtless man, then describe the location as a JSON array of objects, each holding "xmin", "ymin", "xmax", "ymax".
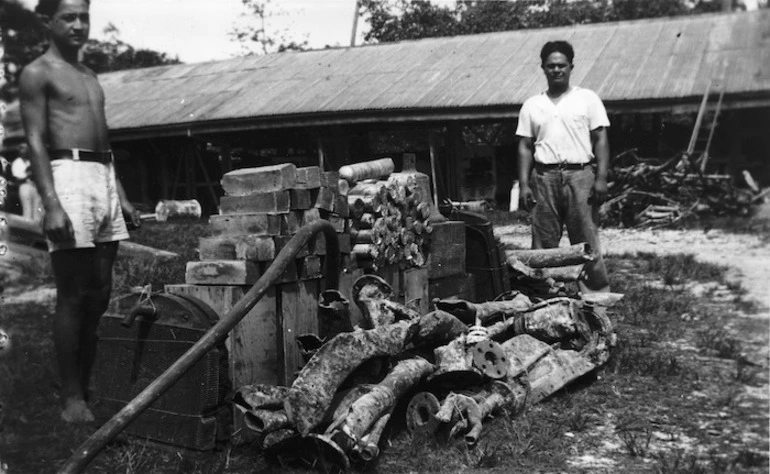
[{"xmin": 19, "ymin": 0, "xmax": 141, "ymax": 422}]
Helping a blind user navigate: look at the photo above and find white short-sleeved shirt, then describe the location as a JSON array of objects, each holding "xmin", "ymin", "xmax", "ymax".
[{"xmin": 516, "ymin": 86, "xmax": 610, "ymax": 165}]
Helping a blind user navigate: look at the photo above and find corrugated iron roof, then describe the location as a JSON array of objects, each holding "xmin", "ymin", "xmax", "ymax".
[{"xmin": 99, "ymin": 10, "xmax": 770, "ymax": 137}]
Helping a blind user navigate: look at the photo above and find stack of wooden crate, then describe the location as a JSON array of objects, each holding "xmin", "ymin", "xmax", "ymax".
[{"xmin": 165, "ymin": 164, "xmax": 360, "ymax": 441}]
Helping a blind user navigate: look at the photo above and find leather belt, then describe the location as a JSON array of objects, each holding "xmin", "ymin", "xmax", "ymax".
[
  {"xmin": 49, "ymin": 149, "xmax": 113, "ymax": 163},
  {"xmin": 535, "ymin": 161, "xmax": 593, "ymax": 171}
]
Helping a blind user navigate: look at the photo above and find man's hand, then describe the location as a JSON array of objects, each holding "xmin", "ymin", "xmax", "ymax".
[
  {"xmin": 591, "ymin": 176, "xmax": 608, "ymax": 205},
  {"xmin": 122, "ymin": 202, "xmax": 142, "ymax": 230},
  {"xmin": 519, "ymin": 184, "xmax": 537, "ymax": 212},
  {"xmin": 44, "ymin": 205, "xmax": 74, "ymax": 243}
]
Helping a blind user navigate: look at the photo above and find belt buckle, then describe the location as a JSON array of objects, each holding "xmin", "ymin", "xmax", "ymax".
[{"xmin": 556, "ymin": 162, "xmax": 568, "ymax": 170}]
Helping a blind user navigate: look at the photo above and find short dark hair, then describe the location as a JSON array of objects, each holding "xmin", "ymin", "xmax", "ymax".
[
  {"xmin": 35, "ymin": 0, "xmax": 90, "ymax": 17},
  {"xmin": 540, "ymin": 41, "xmax": 575, "ymax": 64}
]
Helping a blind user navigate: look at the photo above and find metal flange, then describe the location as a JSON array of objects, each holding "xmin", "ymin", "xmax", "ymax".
[{"xmin": 471, "ymin": 340, "xmax": 508, "ymax": 380}]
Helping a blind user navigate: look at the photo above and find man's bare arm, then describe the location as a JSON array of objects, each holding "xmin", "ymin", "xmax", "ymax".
[
  {"xmin": 19, "ymin": 63, "xmax": 73, "ymax": 241},
  {"xmin": 517, "ymin": 136, "xmax": 536, "ymax": 211},
  {"xmin": 115, "ymin": 176, "xmax": 141, "ymax": 229},
  {"xmin": 590, "ymin": 126, "xmax": 610, "ymax": 204}
]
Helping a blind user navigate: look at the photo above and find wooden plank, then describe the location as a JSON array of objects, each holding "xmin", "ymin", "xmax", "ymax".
[
  {"xmin": 303, "ymin": 208, "xmax": 322, "ymax": 224},
  {"xmin": 219, "ymin": 191, "xmax": 291, "ymax": 215},
  {"xmin": 273, "ymin": 235, "xmax": 310, "ymax": 259},
  {"xmin": 313, "ymin": 187, "xmax": 335, "ymax": 211},
  {"xmin": 198, "ymin": 235, "xmax": 277, "ymax": 261},
  {"xmin": 185, "ymin": 260, "xmax": 261, "ymax": 285},
  {"xmin": 327, "ymin": 215, "xmax": 346, "ymax": 233},
  {"xmin": 280, "ymin": 211, "xmax": 303, "ymax": 235},
  {"xmin": 296, "ymin": 166, "xmax": 321, "ymax": 189},
  {"xmin": 221, "ymin": 163, "xmax": 297, "ymax": 196},
  {"xmin": 403, "ymin": 267, "xmax": 429, "ymax": 315},
  {"xmin": 289, "ymin": 189, "xmax": 312, "ymax": 210},
  {"xmin": 333, "ymin": 193, "xmax": 349, "ymax": 218},
  {"xmin": 208, "ymin": 213, "xmax": 281, "ymax": 236},
  {"xmin": 164, "ymin": 283, "xmax": 279, "ymax": 445},
  {"xmin": 320, "ymin": 171, "xmax": 340, "ymax": 191},
  {"xmin": 278, "ymin": 280, "xmax": 320, "ymax": 385}
]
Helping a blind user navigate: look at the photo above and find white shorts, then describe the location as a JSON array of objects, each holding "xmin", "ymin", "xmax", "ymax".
[{"xmin": 48, "ymin": 159, "xmax": 129, "ymax": 252}]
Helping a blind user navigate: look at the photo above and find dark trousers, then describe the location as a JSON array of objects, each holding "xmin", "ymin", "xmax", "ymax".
[{"xmin": 531, "ymin": 166, "xmax": 610, "ymax": 291}]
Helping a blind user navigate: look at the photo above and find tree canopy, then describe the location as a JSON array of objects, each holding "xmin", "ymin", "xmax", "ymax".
[
  {"xmin": 0, "ymin": 0, "xmax": 180, "ymax": 101},
  {"xmin": 360, "ymin": 0, "xmax": 727, "ymax": 43}
]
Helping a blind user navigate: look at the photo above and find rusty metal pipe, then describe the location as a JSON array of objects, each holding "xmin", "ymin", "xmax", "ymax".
[{"xmin": 58, "ymin": 220, "xmax": 340, "ymax": 474}]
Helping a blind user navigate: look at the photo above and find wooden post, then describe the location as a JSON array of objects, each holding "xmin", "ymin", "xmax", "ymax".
[{"xmin": 429, "ymin": 131, "xmax": 440, "ymax": 207}]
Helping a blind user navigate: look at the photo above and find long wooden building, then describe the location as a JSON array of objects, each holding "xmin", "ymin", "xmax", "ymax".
[{"xmin": 12, "ymin": 10, "xmax": 770, "ymax": 212}]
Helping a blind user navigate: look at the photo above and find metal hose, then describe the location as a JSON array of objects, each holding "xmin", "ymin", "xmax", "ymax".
[{"xmin": 59, "ymin": 220, "xmax": 340, "ymax": 473}]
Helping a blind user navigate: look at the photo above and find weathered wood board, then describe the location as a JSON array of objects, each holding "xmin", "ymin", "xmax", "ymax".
[
  {"xmin": 208, "ymin": 213, "xmax": 281, "ymax": 236},
  {"xmin": 221, "ymin": 163, "xmax": 297, "ymax": 196},
  {"xmin": 219, "ymin": 191, "xmax": 291, "ymax": 215},
  {"xmin": 277, "ymin": 280, "xmax": 320, "ymax": 385}
]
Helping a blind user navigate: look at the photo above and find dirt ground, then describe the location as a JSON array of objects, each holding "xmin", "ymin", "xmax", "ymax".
[
  {"xmin": 493, "ymin": 221, "xmax": 770, "ymax": 472},
  {"xmin": 1, "ymin": 215, "xmax": 768, "ymax": 472}
]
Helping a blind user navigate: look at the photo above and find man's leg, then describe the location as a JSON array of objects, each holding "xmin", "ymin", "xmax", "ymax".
[
  {"xmin": 79, "ymin": 241, "xmax": 119, "ymax": 398},
  {"xmin": 564, "ymin": 168, "xmax": 610, "ymax": 293},
  {"xmin": 51, "ymin": 248, "xmax": 97, "ymax": 422},
  {"xmin": 531, "ymin": 169, "xmax": 565, "ymax": 250}
]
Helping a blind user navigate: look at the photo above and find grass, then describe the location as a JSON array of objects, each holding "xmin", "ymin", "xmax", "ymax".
[{"xmin": 111, "ymin": 220, "xmax": 211, "ymax": 295}]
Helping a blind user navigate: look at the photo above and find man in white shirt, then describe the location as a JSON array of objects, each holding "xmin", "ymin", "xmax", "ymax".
[{"xmin": 516, "ymin": 41, "xmax": 610, "ymax": 293}]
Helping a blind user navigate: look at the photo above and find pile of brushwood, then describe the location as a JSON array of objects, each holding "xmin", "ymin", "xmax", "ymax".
[
  {"xmin": 231, "ymin": 271, "xmax": 617, "ymax": 472},
  {"xmin": 601, "ymin": 149, "xmax": 768, "ymax": 228}
]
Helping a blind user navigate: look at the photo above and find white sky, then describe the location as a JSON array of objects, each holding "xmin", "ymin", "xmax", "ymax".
[{"xmin": 16, "ymin": 0, "xmax": 455, "ymax": 64}]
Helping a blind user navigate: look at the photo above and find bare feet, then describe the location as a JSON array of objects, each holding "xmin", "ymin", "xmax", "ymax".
[{"xmin": 61, "ymin": 398, "xmax": 95, "ymax": 423}]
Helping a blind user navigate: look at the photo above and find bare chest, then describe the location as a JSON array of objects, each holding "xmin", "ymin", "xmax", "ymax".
[{"xmin": 47, "ymin": 67, "xmax": 104, "ymax": 112}]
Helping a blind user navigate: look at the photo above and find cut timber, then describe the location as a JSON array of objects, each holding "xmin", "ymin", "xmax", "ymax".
[
  {"xmin": 208, "ymin": 213, "xmax": 281, "ymax": 236},
  {"xmin": 185, "ymin": 260, "xmax": 261, "ymax": 285},
  {"xmin": 339, "ymin": 158, "xmax": 395, "ymax": 183},
  {"xmin": 333, "ymin": 193, "xmax": 350, "ymax": 218},
  {"xmin": 278, "ymin": 280, "xmax": 320, "ymax": 385},
  {"xmin": 284, "ymin": 320, "xmax": 416, "ymax": 435},
  {"xmin": 280, "ymin": 211, "xmax": 303, "ymax": 235},
  {"xmin": 221, "ymin": 163, "xmax": 297, "ymax": 196},
  {"xmin": 508, "ymin": 243, "xmax": 594, "ymax": 268},
  {"xmin": 313, "ymin": 187, "xmax": 335, "ymax": 211},
  {"xmin": 296, "ymin": 166, "xmax": 322, "ymax": 189},
  {"xmin": 508, "ymin": 257, "xmax": 586, "ymax": 282},
  {"xmin": 289, "ymin": 189, "xmax": 312, "ymax": 210},
  {"xmin": 320, "ymin": 171, "xmax": 340, "ymax": 191},
  {"xmin": 219, "ymin": 191, "xmax": 291, "ymax": 214},
  {"xmin": 198, "ymin": 235, "xmax": 276, "ymax": 261}
]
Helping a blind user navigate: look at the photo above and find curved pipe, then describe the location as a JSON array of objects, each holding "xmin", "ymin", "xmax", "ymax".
[{"xmin": 59, "ymin": 220, "xmax": 340, "ymax": 473}]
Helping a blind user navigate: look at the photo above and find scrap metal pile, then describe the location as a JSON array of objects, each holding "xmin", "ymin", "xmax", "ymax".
[
  {"xmin": 231, "ymin": 275, "xmax": 616, "ymax": 472},
  {"xmin": 600, "ymin": 149, "xmax": 767, "ymax": 228}
]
